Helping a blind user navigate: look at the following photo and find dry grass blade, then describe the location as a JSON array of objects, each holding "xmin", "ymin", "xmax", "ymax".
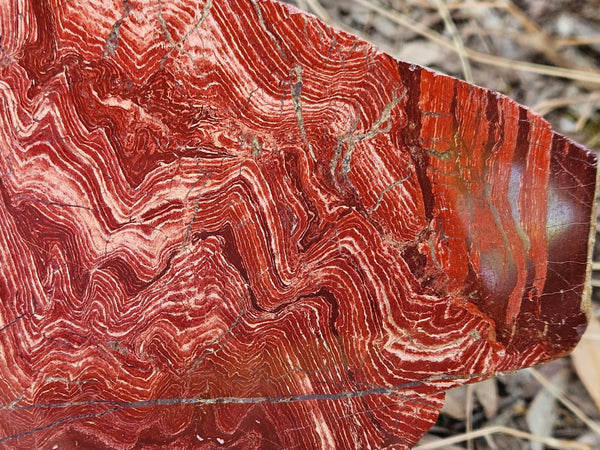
[
  {"xmin": 414, "ymin": 424, "xmax": 592, "ymax": 450},
  {"xmin": 557, "ymin": 35, "xmax": 600, "ymax": 47},
  {"xmin": 303, "ymin": 0, "xmax": 334, "ymax": 25},
  {"xmin": 526, "ymin": 367, "xmax": 569, "ymax": 450},
  {"xmin": 532, "ymin": 92, "xmax": 600, "ymax": 116},
  {"xmin": 349, "ymin": 0, "xmax": 600, "ymax": 85},
  {"xmin": 465, "ymin": 383, "xmax": 474, "ymax": 449},
  {"xmin": 502, "ymin": 0, "xmax": 568, "ymax": 69},
  {"xmin": 528, "ymin": 367, "xmax": 600, "ymax": 437},
  {"xmin": 295, "ymin": 0, "xmax": 307, "ymax": 12},
  {"xmin": 431, "ymin": 0, "xmax": 472, "ymax": 82}
]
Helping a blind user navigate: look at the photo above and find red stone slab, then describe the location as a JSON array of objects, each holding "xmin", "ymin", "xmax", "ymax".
[{"xmin": 0, "ymin": 0, "xmax": 596, "ymax": 448}]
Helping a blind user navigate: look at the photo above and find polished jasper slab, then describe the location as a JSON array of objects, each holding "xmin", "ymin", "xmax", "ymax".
[{"xmin": 0, "ymin": 0, "xmax": 596, "ymax": 448}]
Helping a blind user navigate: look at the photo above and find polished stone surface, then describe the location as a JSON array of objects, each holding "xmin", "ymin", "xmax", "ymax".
[{"xmin": 0, "ymin": 0, "xmax": 596, "ymax": 447}]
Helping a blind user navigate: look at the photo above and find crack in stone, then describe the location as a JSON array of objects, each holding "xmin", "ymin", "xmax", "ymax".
[
  {"xmin": 186, "ymin": 296, "xmax": 248, "ymax": 373},
  {"xmin": 0, "ymin": 35, "xmax": 13, "ymax": 68},
  {"xmin": 367, "ymin": 172, "xmax": 412, "ymax": 214},
  {"xmin": 158, "ymin": 0, "xmax": 213, "ymax": 69},
  {"xmin": 182, "ymin": 171, "xmax": 211, "ymax": 247},
  {"xmin": 104, "ymin": 0, "xmax": 133, "ymax": 57},
  {"xmin": 157, "ymin": 1, "xmax": 176, "ymax": 46},
  {"xmin": 15, "ymin": 196, "xmax": 96, "ymax": 213},
  {"xmin": 290, "ymin": 65, "xmax": 316, "ymax": 163},
  {"xmin": 1, "ymin": 371, "xmax": 498, "ymax": 413},
  {"xmin": 251, "ymin": 135, "xmax": 262, "ymax": 157},
  {"xmin": 0, "ymin": 404, "xmax": 124, "ymax": 444},
  {"xmin": 0, "ymin": 313, "xmax": 26, "ymax": 333},
  {"xmin": 331, "ymin": 88, "xmax": 407, "ymax": 181},
  {"xmin": 0, "ymin": 358, "xmax": 500, "ymax": 444},
  {"xmin": 251, "ymin": 0, "xmax": 287, "ymax": 59}
]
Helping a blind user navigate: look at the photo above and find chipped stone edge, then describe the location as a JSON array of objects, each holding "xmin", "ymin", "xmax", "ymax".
[{"xmin": 582, "ymin": 157, "xmax": 600, "ymax": 322}]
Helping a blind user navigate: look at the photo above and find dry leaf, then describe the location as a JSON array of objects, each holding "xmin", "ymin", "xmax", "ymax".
[
  {"xmin": 525, "ymin": 366, "xmax": 569, "ymax": 450},
  {"xmin": 571, "ymin": 315, "xmax": 600, "ymax": 411},
  {"xmin": 440, "ymin": 379, "xmax": 498, "ymax": 420},
  {"xmin": 475, "ymin": 378, "xmax": 499, "ymax": 420},
  {"xmin": 441, "ymin": 385, "xmax": 470, "ymax": 420}
]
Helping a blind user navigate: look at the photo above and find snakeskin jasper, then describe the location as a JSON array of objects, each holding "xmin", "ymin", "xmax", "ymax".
[{"xmin": 0, "ymin": 0, "xmax": 596, "ymax": 448}]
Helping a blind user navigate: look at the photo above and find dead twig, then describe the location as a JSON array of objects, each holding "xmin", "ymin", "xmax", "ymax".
[
  {"xmin": 414, "ymin": 424, "xmax": 592, "ymax": 450},
  {"xmin": 431, "ymin": 0, "xmax": 473, "ymax": 82},
  {"xmin": 346, "ymin": 0, "xmax": 600, "ymax": 85},
  {"xmin": 528, "ymin": 368, "xmax": 600, "ymax": 437}
]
